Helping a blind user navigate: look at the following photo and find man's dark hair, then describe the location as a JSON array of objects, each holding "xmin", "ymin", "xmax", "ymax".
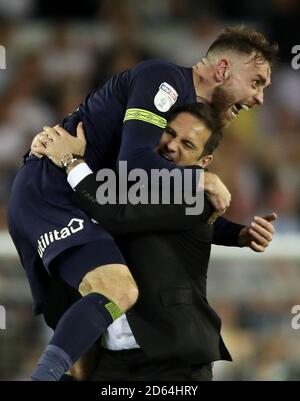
[
  {"xmin": 206, "ymin": 25, "xmax": 278, "ymax": 66},
  {"xmin": 168, "ymin": 103, "xmax": 223, "ymax": 157}
]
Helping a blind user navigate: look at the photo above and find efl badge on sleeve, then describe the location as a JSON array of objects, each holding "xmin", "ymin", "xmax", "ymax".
[{"xmin": 154, "ymin": 82, "xmax": 178, "ymax": 112}]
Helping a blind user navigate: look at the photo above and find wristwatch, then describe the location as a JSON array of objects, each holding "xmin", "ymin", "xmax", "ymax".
[{"xmin": 60, "ymin": 153, "xmax": 84, "ymax": 170}]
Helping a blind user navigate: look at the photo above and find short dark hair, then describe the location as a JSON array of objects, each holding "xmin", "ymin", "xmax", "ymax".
[
  {"xmin": 168, "ymin": 103, "xmax": 223, "ymax": 156},
  {"xmin": 206, "ymin": 25, "xmax": 278, "ymax": 66}
]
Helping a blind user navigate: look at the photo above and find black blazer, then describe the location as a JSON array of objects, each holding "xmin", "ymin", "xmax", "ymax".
[{"xmin": 72, "ymin": 174, "xmax": 233, "ymax": 363}]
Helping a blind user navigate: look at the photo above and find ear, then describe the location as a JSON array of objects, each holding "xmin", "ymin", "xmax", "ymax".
[
  {"xmin": 198, "ymin": 155, "xmax": 213, "ymax": 168},
  {"xmin": 214, "ymin": 59, "xmax": 230, "ymax": 83}
]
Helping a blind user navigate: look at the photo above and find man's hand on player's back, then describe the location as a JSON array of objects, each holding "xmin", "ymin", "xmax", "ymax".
[
  {"xmin": 203, "ymin": 171, "xmax": 231, "ymax": 214},
  {"xmin": 31, "ymin": 123, "xmax": 86, "ymax": 167}
]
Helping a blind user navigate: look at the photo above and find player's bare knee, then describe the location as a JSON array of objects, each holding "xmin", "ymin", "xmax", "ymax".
[
  {"xmin": 79, "ymin": 264, "xmax": 138, "ymax": 312},
  {"xmin": 123, "ymin": 279, "xmax": 139, "ymax": 309}
]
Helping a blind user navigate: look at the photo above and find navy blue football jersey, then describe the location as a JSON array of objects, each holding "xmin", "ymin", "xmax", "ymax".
[{"xmin": 63, "ymin": 59, "xmax": 196, "ymax": 173}]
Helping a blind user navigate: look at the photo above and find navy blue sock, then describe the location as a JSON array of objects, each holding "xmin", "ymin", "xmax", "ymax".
[{"xmin": 31, "ymin": 293, "xmax": 122, "ymax": 381}]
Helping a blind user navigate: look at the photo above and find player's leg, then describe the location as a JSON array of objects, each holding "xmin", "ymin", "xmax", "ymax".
[
  {"xmin": 8, "ymin": 158, "xmax": 138, "ymax": 381},
  {"xmin": 30, "ymin": 240, "xmax": 138, "ymax": 381},
  {"xmin": 41, "ymin": 265, "xmax": 137, "ymax": 381},
  {"xmin": 57, "ymin": 263, "xmax": 139, "ymax": 381}
]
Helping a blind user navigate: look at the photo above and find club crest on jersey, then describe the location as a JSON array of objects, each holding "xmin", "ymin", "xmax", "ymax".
[{"xmin": 154, "ymin": 82, "xmax": 178, "ymax": 112}]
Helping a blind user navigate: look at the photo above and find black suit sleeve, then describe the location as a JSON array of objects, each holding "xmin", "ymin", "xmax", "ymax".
[
  {"xmin": 213, "ymin": 216, "xmax": 246, "ymax": 247},
  {"xmin": 72, "ymin": 173, "xmax": 214, "ymax": 235}
]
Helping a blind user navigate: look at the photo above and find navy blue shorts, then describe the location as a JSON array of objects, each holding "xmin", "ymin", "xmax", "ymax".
[{"xmin": 7, "ymin": 155, "xmax": 125, "ymax": 311}]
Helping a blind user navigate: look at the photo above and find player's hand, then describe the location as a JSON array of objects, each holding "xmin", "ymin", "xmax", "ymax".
[
  {"xmin": 203, "ymin": 171, "xmax": 231, "ymax": 214},
  {"xmin": 31, "ymin": 123, "xmax": 86, "ymax": 167},
  {"xmin": 30, "ymin": 131, "xmax": 47, "ymax": 158},
  {"xmin": 238, "ymin": 213, "xmax": 277, "ymax": 252}
]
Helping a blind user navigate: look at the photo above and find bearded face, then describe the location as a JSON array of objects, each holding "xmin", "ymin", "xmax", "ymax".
[{"xmin": 209, "ymin": 54, "xmax": 271, "ymax": 126}]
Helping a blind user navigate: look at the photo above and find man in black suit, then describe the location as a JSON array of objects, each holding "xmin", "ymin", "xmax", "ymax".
[{"xmin": 33, "ymin": 103, "xmax": 276, "ymax": 380}]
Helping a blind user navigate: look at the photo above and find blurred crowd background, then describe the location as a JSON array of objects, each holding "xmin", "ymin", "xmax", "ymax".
[{"xmin": 0, "ymin": 0, "xmax": 300, "ymax": 380}]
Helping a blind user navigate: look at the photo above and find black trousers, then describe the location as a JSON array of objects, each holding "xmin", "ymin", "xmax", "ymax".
[{"xmin": 90, "ymin": 348, "xmax": 213, "ymax": 381}]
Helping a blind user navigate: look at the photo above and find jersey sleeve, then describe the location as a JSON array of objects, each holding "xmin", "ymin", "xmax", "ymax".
[
  {"xmin": 118, "ymin": 62, "xmax": 200, "ymax": 186},
  {"xmin": 72, "ymin": 173, "xmax": 214, "ymax": 236}
]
